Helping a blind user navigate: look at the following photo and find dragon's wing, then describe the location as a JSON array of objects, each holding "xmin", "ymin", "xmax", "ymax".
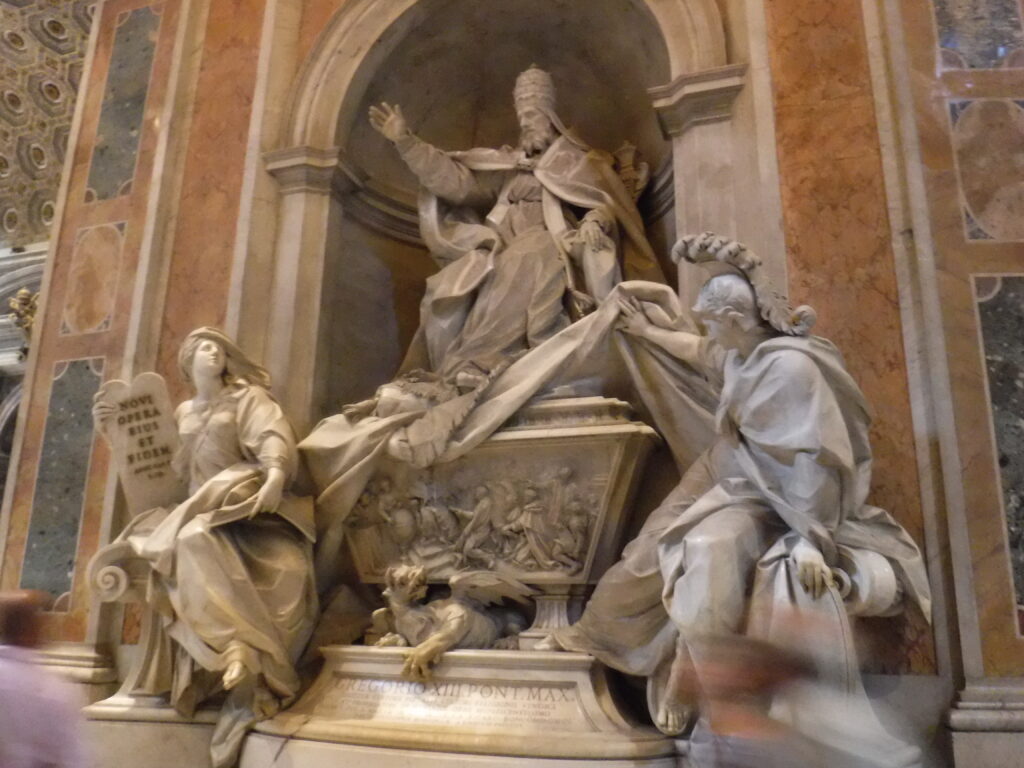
[{"xmin": 449, "ymin": 570, "xmax": 537, "ymax": 606}]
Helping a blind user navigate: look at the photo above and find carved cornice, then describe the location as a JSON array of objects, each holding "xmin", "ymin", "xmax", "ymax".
[
  {"xmin": 342, "ymin": 186, "xmax": 422, "ymax": 245},
  {"xmin": 267, "ymin": 145, "xmax": 675, "ymax": 244},
  {"xmin": 648, "ymin": 63, "xmax": 747, "ymax": 137},
  {"xmin": 332, "ymin": 150, "xmax": 422, "ymax": 245},
  {"xmin": 263, "ymin": 145, "xmax": 340, "ymax": 195}
]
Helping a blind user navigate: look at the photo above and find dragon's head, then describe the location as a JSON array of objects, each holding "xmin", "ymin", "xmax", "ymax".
[{"xmin": 382, "ymin": 564, "xmax": 428, "ymax": 605}]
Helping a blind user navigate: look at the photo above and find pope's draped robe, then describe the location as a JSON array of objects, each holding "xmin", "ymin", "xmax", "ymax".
[{"xmin": 394, "ymin": 132, "xmax": 662, "ymax": 380}]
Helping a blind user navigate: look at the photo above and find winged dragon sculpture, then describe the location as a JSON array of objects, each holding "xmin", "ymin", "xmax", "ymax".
[{"xmin": 372, "ymin": 565, "xmax": 536, "ymax": 681}]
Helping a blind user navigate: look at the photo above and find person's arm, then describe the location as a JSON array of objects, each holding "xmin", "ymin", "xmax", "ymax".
[
  {"xmin": 369, "ymin": 102, "xmax": 496, "ymax": 205},
  {"xmin": 235, "ymin": 387, "xmax": 297, "ymax": 516},
  {"xmin": 617, "ymin": 296, "xmax": 702, "ymax": 364}
]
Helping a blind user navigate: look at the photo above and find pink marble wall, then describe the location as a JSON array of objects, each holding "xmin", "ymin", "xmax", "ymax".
[
  {"xmin": 764, "ymin": 0, "xmax": 935, "ymax": 672},
  {"xmin": 154, "ymin": 0, "xmax": 268, "ymax": 403}
]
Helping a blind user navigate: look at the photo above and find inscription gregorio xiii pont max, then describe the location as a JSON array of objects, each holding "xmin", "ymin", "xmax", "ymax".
[{"xmin": 311, "ymin": 675, "xmax": 586, "ymax": 731}]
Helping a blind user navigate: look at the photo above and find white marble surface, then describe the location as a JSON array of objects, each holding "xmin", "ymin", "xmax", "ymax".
[
  {"xmin": 952, "ymin": 732, "xmax": 1024, "ymax": 768},
  {"xmin": 85, "ymin": 720, "xmax": 215, "ymax": 768},
  {"xmin": 241, "ymin": 734, "xmax": 681, "ymax": 768}
]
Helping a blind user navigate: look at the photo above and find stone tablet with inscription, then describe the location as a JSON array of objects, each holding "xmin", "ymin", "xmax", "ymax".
[
  {"xmin": 95, "ymin": 372, "xmax": 184, "ymax": 515},
  {"xmin": 257, "ymin": 646, "xmax": 673, "ymax": 761}
]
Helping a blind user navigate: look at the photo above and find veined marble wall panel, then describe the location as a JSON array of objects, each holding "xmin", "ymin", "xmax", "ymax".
[
  {"xmin": 0, "ymin": 0, "xmax": 180, "ymax": 643},
  {"xmin": 61, "ymin": 222, "xmax": 124, "ymax": 334},
  {"xmin": 950, "ymin": 99, "xmax": 1024, "ymax": 241},
  {"xmin": 900, "ymin": 0, "xmax": 1024, "ymax": 675},
  {"xmin": 931, "ymin": 0, "xmax": 1024, "ymax": 69},
  {"xmin": 84, "ymin": 5, "xmax": 161, "ymax": 202},
  {"xmin": 153, "ymin": 0, "xmax": 268, "ymax": 402},
  {"xmin": 19, "ymin": 357, "xmax": 103, "ymax": 603},
  {"xmin": 298, "ymin": 0, "xmax": 345, "ymax": 65},
  {"xmin": 974, "ymin": 275, "xmax": 1024, "ymax": 633},
  {"xmin": 765, "ymin": 0, "xmax": 935, "ymax": 672}
]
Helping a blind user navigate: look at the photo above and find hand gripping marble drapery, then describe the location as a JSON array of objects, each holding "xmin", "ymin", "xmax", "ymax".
[{"xmin": 112, "ymin": 383, "xmax": 317, "ymax": 768}]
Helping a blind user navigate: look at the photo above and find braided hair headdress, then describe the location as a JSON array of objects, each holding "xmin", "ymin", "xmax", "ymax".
[{"xmin": 672, "ymin": 232, "xmax": 816, "ymax": 336}]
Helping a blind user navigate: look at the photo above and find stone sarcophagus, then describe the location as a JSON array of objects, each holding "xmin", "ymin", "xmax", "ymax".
[{"xmin": 344, "ymin": 397, "xmax": 658, "ymax": 590}]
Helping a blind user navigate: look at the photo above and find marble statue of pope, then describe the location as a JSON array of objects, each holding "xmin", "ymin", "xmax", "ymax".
[{"xmin": 369, "ymin": 65, "xmax": 662, "ymax": 389}]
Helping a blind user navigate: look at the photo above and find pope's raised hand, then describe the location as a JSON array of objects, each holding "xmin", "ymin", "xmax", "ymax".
[{"xmin": 369, "ymin": 102, "xmax": 410, "ymax": 143}]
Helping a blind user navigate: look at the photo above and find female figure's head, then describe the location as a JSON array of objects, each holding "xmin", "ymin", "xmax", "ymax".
[
  {"xmin": 692, "ymin": 273, "xmax": 773, "ymax": 353},
  {"xmin": 177, "ymin": 327, "xmax": 271, "ymax": 389}
]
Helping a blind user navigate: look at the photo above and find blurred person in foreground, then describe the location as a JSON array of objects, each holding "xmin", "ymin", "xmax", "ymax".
[
  {"xmin": 683, "ymin": 631, "xmax": 917, "ymax": 768},
  {"xmin": 0, "ymin": 590, "xmax": 87, "ymax": 768}
]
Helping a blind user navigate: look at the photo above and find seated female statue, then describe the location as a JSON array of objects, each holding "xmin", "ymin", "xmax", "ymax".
[{"xmin": 94, "ymin": 327, "xmax": 317, "ymax": 768}]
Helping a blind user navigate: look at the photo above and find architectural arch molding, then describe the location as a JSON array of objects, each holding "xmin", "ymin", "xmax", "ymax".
[
  {"xmin": 261, "ymin": 0, "xmax": 752, "ymax": 429},
  {"xmin": 283, "ymin": 0, "xmax": 728, "ymax": 153}
]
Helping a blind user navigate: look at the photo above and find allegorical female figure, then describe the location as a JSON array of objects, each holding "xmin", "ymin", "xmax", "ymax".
[
  {"xmin": 94, "ymin": 328, "xmax": 317, "ymax": 768},
  {"xmin": 540, "ymin": 235, "xmax": 931, "ymax": 757}
]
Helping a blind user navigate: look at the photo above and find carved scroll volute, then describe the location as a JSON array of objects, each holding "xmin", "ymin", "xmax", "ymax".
[{"xmin": 87, "ymin": 541, "xmax": 146, "ymax": 604}]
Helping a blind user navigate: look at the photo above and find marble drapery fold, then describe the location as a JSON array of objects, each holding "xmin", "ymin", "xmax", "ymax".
[
  {"xmin": 396, "ymin": 133, "xmax": 663, "ymax": 381},
  {"xmin": 553, "ymin": 310, "xmax": 931, "ymax": 726},
  {"xmin": 302, "ymin": 282, "xmax": 716, "ymax": 587}
]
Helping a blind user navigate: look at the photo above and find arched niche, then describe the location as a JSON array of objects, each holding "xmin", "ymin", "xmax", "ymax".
[{"xmin": 262, "ymin": 0, "xmax": 776, "ymax": 431}]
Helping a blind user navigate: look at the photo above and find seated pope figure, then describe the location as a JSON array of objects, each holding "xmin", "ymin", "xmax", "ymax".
[
  {"xmin": 541, "ymin": 235, "xmax": 931, "ymax": 738},
  {"xmin": 369, "ymin": 65, "xmax": 662, "ymax": 390},
  {"xmin": 93, "ymin": 328, "xmax": 318, "ymax": 768}
]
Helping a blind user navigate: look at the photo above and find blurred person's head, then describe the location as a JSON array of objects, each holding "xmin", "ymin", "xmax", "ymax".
[{"xmin": 0, "ymin": 590, "xmax": 49, "ymax": 648}]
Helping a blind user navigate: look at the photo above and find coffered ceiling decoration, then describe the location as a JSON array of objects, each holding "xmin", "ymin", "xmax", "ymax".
[{"xmin": 0, "ymin": 0, "xmax": 93, "ymax": 250}]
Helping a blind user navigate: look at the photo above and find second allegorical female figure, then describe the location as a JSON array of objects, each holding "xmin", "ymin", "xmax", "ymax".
[{"xmin": 93, "ymin": 328, "xmax": 318, "ymax": 768}]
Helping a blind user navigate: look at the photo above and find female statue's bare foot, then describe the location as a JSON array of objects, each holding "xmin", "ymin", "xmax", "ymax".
[
  {"xmin": 223, "ymin": 660, "xmax": 247, "ymax": 690},
  {"xmin": 655, "ymin": 643, "xmax": 697, "ymax": 735},
  {"xmin": 655, "ymin": 699, "xmax": 693, "ymax": 735}
]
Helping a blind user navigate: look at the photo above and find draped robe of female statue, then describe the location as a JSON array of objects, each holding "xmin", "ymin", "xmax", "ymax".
[
  {"xmin": 552, "ymin": 325, "xmax": 932, "ymax": 727},
  {"xmin": 113, "ymin": 381, "xmax": 317, "ymax": 767}
]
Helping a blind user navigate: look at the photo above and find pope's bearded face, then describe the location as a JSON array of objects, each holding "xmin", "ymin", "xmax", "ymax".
[{"xmin": 517, "ymin": 105, "xmax": 555, "ymax": 155}]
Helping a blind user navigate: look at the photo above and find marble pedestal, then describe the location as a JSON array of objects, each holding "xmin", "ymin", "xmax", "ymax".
[
  {"xmin": 247, "ymin": 646, "xmax": 676, "ymax": 766},
  {"xmin": 84, "ymin": 694, "xmax": 218, "ymax": 768},
  {"xmin": 950, "ymin": 683, "xmax": 1024, "ymax": 768}
]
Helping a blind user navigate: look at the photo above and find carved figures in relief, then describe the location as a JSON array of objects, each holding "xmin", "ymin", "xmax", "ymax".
[
  {"xmin": 551, "ymin": 499, "xmax": 593, "ymax": 572},
  {"xmin": 372, "ymin": 565, "xmax": 535, "ymax": 681},
  {"xmin": 89, "ymin": 328, "xmax": 318, "ymax": 768},
  {"xmin": 369, "ymin": 65, "xmax": 663, "ymax": 389},
  {"xmin": 348, "ymin": 466, "xmax": 597, "ymax": 579},
  {"xmin": 452, "ymin": 484, "xmax": 503, "ymax": 567},
  {"xmin": 541, "ymin": 234, "xmax": 933, "ymax": 741}
]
